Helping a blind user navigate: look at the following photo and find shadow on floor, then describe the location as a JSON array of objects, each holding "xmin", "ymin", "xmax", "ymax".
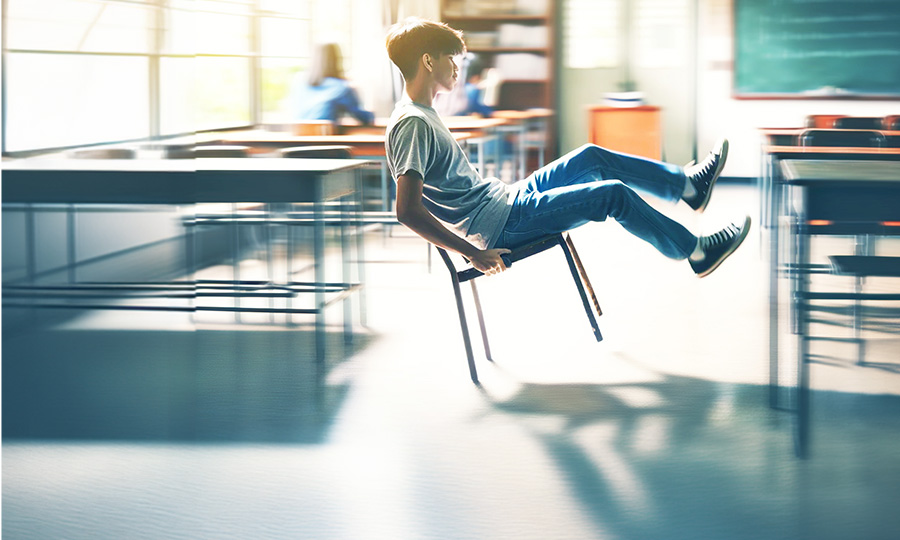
[
  {"xmin": 467, "ymin": 357, "xmax": 900, "ymax": 540},
  {"xmin": 2, "ymin": 325, "xmax": 374, "ymax": 444}
]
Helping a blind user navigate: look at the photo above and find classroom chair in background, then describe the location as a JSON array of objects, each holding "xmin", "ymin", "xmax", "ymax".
[
  {"xmin": 799, "ymin": 129, "xmax": 886, "ymax": 148},
  {"xmin": 833, "ymin": 117, "xmax": 884, "ymax": 130},
  {"xmin": 804, "ymin": 115, "xmax": 846, "ymax": 128}
]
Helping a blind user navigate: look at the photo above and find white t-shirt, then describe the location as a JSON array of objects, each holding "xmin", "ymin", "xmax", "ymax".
[{"xmin": 385, "ymin": 97, "xmax": 516, "ymax": 249}]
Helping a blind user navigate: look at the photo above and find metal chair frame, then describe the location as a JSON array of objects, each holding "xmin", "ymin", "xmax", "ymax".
[{"xmin": 435, "ymin": 232, "xmax": 603, "ymax": 384}]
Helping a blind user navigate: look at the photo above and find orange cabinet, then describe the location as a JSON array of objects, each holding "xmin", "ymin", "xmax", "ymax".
[{"xmin": 587, "ymin": 105, "xmax": 661, "ymax": 160}]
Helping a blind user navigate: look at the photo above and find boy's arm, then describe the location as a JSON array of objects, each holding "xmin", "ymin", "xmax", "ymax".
[{"xmin": 396, "ymin": 172, "xmax": 510, "ymax": 275}]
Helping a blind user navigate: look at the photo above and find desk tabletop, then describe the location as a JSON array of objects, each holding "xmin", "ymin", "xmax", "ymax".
[
  {"xmin": 2, "ymin": 157, "xmax": 372, "ymax": 204},
  {"xmin": 764, "ymin": 145, "xmax": 900, "ymax": 158},
  {"xmin": 1, "ymin": 157, "xmax": 371, "ymax": 173},
  {"xmin": 781, "ymin": 159, "xmax": 900, "ymax": 184},
  {"xmin": 359, "ymin": 116, "xmax": 510, "ymax": 131},
  {"xmin": 760, "ymin": 127, "xmax": 900, "ymax": 134},
  {"xmin": 214, "ymin": 130, "xmax": 474, "ymax": 144},
  {"xmin": 491, "ymin": 108, "xmax": 554, "ymax": 120}
]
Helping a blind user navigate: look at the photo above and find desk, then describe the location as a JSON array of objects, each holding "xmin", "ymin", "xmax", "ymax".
[
  {"xmin": 2, "ymin": 158, "xmax": 372, "ymax": 368},
  {"xmin": 762, "ymin": 145, "xmax": 900, "ymax": 413},
  {"xmin": 492, "ymin": 109, "xmax": 554, "ymax": 179},
  {"xmin": 776, "ymin": 159, "xmax": 900, "ymax": 457},
  {"xmin": 587, "ymin": 105, "xmax": 662, "ymax": 160},
  {"xmin": 211, "ymin": 130, "xmax": 476, "ymax": 213},
  {"xmin": 759, "ymin": 128, "xmax": 900, "ymax": 146},
  {"xmin": 343, "ymin": 116, "xmax": 512, "ymax": 178}
]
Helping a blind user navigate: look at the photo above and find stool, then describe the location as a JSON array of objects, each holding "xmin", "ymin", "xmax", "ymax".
[{"xmin": 436, "ymin": 232, "xmax": 603, "ymax": 384}]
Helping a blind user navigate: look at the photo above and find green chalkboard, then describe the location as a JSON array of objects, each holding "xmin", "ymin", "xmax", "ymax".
[{"xmin": 734, "ymin": 0, "xmax": 900, "ymax": 98}]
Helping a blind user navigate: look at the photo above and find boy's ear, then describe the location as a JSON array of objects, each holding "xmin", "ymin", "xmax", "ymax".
[{"xmin": 422, "ymin": 53, "xmax": 433, "ymax": 72}]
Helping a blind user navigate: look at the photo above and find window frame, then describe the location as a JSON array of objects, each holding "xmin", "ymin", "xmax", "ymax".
[{"xmin": 1, "ymin": 0, "xmax": 319, "ymax": 157}]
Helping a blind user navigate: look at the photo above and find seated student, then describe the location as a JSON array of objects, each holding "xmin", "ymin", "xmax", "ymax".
[
  {"xmin": 384, "ymin": 17, "xmax": 750, "ymax": 279},
  {"xmin": 461, "ymin": 54, "xmax": 493, "ymax": 117},
  {"xmin": 289, "ymin": 42, "xmax": 375, "ymax": 124}
]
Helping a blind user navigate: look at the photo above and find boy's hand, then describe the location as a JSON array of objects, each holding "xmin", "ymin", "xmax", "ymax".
[{"xmin": 470, "ymin": 248, "xmax": 512, "ymax": 276}]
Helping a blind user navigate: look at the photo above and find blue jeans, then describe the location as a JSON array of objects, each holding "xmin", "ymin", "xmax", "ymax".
[{"xmin": 495, "ymin": 144, "xmax": 697, "ymax": 260}]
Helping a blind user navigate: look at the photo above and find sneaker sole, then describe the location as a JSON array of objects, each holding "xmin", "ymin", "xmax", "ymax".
[
  {"xmin": 695, "ymin": 139, "xmax": 729, "ymax": 213},
  {"xmin": 695, "ymin": 215, "xmax": 751, "ymax": 278}
]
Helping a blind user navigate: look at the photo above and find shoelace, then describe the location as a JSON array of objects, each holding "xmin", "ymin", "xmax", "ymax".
[
  {"xmin": 688, "ymin": 152, "xmax": 718, "ymax": 186},
  {"xmin": 702, "ymin": 223, "xmax": 740, "ymax": 249}
]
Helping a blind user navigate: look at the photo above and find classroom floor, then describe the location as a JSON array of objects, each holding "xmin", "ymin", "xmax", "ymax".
[{"xmin": 4, "ymin": 184, "xmax": 900, "ymax": 540}]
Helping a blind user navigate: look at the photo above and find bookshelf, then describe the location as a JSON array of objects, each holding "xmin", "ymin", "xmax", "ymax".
[{"xmin": 441, "ymin": 0, "xmax": 557, "ymax": 161}]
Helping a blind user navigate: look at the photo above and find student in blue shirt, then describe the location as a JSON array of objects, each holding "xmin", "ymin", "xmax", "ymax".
[
  {"xmin": 290, "ymin": 43, "xmax": 375, "ymax": 124},
  {"xmin": 462, "ymin": 54, "xmax": 493, "ymax": 118}
]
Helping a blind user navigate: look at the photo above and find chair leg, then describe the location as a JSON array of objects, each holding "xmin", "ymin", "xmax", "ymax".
[
  {"xmin": 470, "ymin": 280, "xmax": 493, "ymax": 361},
  {"xmin": 564, "ymin": 233, "xmax": 603, "ymax": 318},
  {"xmin": 558, "ymin": 234, "xmax": 603, "ymax": 342},
  {"xmin": 437, "ymin": 247, "xmax": 480, "ymax": 383}
]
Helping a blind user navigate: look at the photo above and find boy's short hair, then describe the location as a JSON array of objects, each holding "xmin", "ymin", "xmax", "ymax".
[{"xmin": 385, "ymin": 17, "xmax": 465, "ymax": 81}]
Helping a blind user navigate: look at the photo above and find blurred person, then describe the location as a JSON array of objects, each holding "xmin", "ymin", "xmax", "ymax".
[
  {"xmin": 384, "ymin": 18, "xmax": 750, "ymax": 278},
  {"xmin": 289, "ymin": 42, "xmax": 375, "ymax": 124},
  {"xmin": 461, "ymin": 54, "xmax": 493, "ymax": 117}
]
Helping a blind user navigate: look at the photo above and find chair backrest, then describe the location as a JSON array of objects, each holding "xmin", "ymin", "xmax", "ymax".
[
  {"xmin": 884, "ymin": 115, "xmax": 900, "ymax": 131},
  {"xmin": 193, "ymin": 145, "xmax": 251, "ymax": 158},
  {"xmin": 833, "ymin": 117, "xmax": 883, "ymax": 130},
  {"xmin": 799, "ymin": 129, "xmax": 886, "ymax": 148},
  {"xmin": 804, "ymin": 114, "xmax": 846, "ymax": 128},
  {"xmin": 161, "ymin": 144, "xmax": 195, "ymax": 159},
  {"xmin": 70, "ymin": 148, "xmax": 137, "ymax": 159},
  {"xmin": 291, "ymin": 121, "xmax": 336, "ymax": 136},
  {"xmin": 279, "ymin": 145, "xmax": 353, "ymax": 159}
]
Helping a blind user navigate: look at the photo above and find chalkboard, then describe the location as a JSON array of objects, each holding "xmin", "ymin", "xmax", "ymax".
[{"xmin": 734, "ymin": 0, "xmax": 900, "ymax": 98}]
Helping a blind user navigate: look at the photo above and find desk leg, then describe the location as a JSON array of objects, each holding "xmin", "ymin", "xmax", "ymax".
[
  {"xmin": 67, "ymin": 204, "xmax": 77, "ymax": 283},
  {"xmin": 380, "ymin": 162, "xmax": 389, "ymax": 213},
  {"xmin": 769, "ymin": 162, "xmax": 782, "ymax": 409},
  {"xmin": 26, "ymin": 204, "xmax": 36, "ymax": 284},
  {"xmin": 231, "ymin": 202, "xmax": 241, "ymax": 323},
  {"xmin": 314, "ymin": 188, "xmax": 326, "ymax": 371},
  {"xmin": 520, "ymin": 124, "xmax": 528, "ymax": 179},
  {"xmin": 341, "ymin": 193, "xmax": 353, "ymax": 346},
  {"xmin": 794, "ymin": 219, "xmax": 811, "ymax": 458},
  {"xmin": 355, "ymin": 169, "xmax": 368, "ymax": 327}
]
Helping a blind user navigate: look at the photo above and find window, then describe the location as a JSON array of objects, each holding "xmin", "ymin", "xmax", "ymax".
[{"xmin": 2, "ymin": 0, "xmax": 345, "ymax": 154}]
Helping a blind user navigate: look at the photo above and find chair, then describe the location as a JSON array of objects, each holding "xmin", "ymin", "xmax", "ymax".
[
  {"xmin": 194, "ymin": 145, "xmax": 252, "ymax": 158},
  {"xmin": 279, "ymin": 144, "xmax": 371, "ymax": 329},
  {"xmin": 796, "ymin": 128, "xmax": 892, "ymax": 365},
  {"xmin": 799, "ymin": 129, "xmax": 886, "ymax": 148},
  {"xmin": 64, "ymin": 148, "xmax": 139, "ymax": 281},
  {"xmin": 833, "ymin": 117, "xmax": 884, "ymax": 130},
  {"xmin": 279, "ymin": 145, "xmax": 352, "ymax": 159},
  {"xmin": 804, "ymin": 114, "xmax": 846, "ymax": 128},
  {"xmin": 884, "ymin": 115, "xmax": 900, "ymax": 131},
  {"xmin": 291, "ymin": 121, "xmax": 336, "ymax": 136},
  {"xmin": 826, "ymin": 256, "xmax": 900, "ymax": 364},
  {"xmin": 436, "ymin": 232, "xmax": 603, "ymax": 384},
  {"xmin": 164, "ymin": 145, "xmax": 252, "ymax": 159},
  {"xmin": 70, "ymin": 148, "xmax": 137, "ymax": 159}
]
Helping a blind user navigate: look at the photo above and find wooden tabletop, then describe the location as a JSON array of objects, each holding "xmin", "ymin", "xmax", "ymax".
[
  {"xmin": 764, "ymin": 145, "xmax": 900, "ymax": 157},
  {"xmin": 212, "ymin": 130, "xmax": 475, "ymax": 156},
  {"xmin": 1, "ymin": 158, "xmax": 373, "ymax": 204}
]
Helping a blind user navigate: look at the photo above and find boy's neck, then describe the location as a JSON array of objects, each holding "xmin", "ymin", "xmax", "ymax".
[{"xmin": 404, "ymin": 76, "xmax": 438, "ymax": 108}]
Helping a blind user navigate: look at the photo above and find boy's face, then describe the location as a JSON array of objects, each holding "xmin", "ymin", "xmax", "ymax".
[{"xmin": 432, "ymin": 53, "xmax": 462, "ymax": 92}]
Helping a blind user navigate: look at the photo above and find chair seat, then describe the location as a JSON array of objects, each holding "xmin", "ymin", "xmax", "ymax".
[{"xmin": 830, "ymin": 256, "xmax": 900, "ymax": 277}]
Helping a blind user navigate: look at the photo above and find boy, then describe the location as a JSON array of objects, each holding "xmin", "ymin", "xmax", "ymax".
[{"xmin": 384, "ymin": 18, "xmax": 749, "ymax": 278}]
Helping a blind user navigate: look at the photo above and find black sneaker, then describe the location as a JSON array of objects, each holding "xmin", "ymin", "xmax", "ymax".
[
  {"xmin": 689, "ymin": 216, "xmax": 751, "ymax": 278},
  {"xmin": 684, "ymin": 139, "xmax": 729, "ymax": 212}
]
